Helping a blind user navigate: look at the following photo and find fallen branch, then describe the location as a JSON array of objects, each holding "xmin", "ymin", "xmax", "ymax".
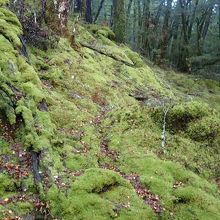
[
  {"xmin": 161, "ymin": 105, "xmax": 170, "ymax": 153},
  {"xmin": 79, "ymin": 42, "xmax": 134, "ymax": 67}
]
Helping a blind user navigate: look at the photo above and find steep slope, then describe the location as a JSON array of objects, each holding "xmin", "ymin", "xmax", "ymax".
[{"xmin": 0, "ymin": 5, "xmax": 220, "ymax": 219}]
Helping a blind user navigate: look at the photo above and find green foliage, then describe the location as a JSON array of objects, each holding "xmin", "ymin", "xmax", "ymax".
[{"xmin": 0, "ymin": 138, "xmax": 10, "ymax": 154}]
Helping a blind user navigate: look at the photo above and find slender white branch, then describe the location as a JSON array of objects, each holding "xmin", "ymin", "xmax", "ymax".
[
  {"xmin": 161, "ymin": 105, "xmax": 170, "ymax": 153},
  {"xmin": 34, "ymin": 11, "xmax": 37, "ymax": 24}
]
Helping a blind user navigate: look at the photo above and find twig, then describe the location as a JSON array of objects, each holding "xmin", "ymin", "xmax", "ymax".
[{"xmin": 161, "ymin": 105, "xmax": 170, "ymax": 153}]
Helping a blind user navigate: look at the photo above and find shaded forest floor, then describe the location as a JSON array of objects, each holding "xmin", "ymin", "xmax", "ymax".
[{"xmin": 0, "ymin": 7, "xmax": 220, "ymax": 219}]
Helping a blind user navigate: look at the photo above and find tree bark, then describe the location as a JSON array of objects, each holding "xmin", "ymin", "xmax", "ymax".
[
  {"xmin": 94, "ymin": 0, "xmax": 105, "ymax": 23},
  {"xmin": 160, "ymin": 0, "xmax": 172, "ymax": 61},
  {"xmin": 188, "ymin": 0, "xmax": 199, "ymax": 40},
  {"xmin": 112, "ymin": 0, "xmax": 126, "ymax": 43},
  {"xmin": 85, "ymin": 0, "xmax": 92, "ymax": 23},
  {"xmin": 219, "ymin": 0, "xmax": 220, "ymax": 38}
]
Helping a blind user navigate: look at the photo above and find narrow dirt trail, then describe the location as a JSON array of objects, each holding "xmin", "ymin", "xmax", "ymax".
[{"xmin": 93, "ymin": 106, "xmax": 164, "ymax": 215}]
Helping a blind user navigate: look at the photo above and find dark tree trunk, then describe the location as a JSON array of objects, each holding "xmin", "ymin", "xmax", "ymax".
[
  {"xmin": 177, "ymin": 0, "xmax": 191, "ymax": 71},
  {"xmin": 75, "ymin": 0, "xmax": 82, "ymax": 12},
  {"xmin": 187, "ymin": 0, "xmax": 199, "ymax": 40},
  {"xmin": 41, "ymin": 0, "xmax": 47, "ymax": 23},
  {"xmin": 85, "ymin": 0, "xmax": 92, "ymax": 23},
  {"xmin": 94, "ymin": 0, "xmax": 105, "ymax": 23},
  {"xmin": 160, "ymin": 0, "xmax": 172, "ymax": 61},
  {"xmin": 154, "ymin": 0, "xmax": 165, "ymax": 30},
  {"xmin": 219, "ymin": 0, "xmax": 220, "ymax": 38},
  {"xmin": 141, "ymin": 0, "xmax": 151, "ymax": 57}
]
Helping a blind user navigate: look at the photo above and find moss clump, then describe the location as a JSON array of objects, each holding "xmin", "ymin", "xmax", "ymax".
[
  {"xmin": 168, "ymin": 101, "xmax": 211, "ymax": 131},
  {"xmin": 87, "ymin": 25, "xmax": 115, "ymax": 40},
  {"xmin": 0, "ymin": 138, "xmax": 10, "ymax": 154},
  {"xmin": 0, "ymin": 0, "xmax": 9, "ymax": 6},
  {"xmin": 0, "ymin": 173, "xmax": 15, "ymax": 196},
  {"xmin": 0, "ymin": 8, "xmax": 22, "ymax": 48},
  {"xmin": 128, "ymin": 156, "xmax": 220, "ymax": 219},
  {"xmin": 122, "ymin": 47, "xmax": 145, "ymax": 67},
  {"xmin": 187, "ymin": 116, "xmax": 220, "ymax": 142},
  {"xmin": 48, "ymin": 168, "xmax": 155, "ymax": 219},
  {"xmin": 173, "ymin": 186, "xmax": 220, "ymax": 220},
  {"xmin": 0, "ymin": 84, "xmax": 16, "ymax": 125}
]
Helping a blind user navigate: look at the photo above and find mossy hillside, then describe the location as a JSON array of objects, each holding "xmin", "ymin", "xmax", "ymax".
[
  {"xmin": 0, "ymin": 7, "xmax": 60, "ymax": 218},
  {"xmin": 0, "ymin": 6, "xmax": 220, "ymax": 219},
  {"xmin": 30, "ymin": 31, "xmax": 220, "ymax": 219}
]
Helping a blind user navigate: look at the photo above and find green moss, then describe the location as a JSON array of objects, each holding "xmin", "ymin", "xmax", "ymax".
[
  {"xmin": 0, "ymin": 0, "xmax": 9, "ymax": 6},
  {"xmin": 0, "ymin": 7, "xmax": 21, "ymax": 28},
  {"xmin": 0, "ymin": 138, "xmax": 10, "ymax": 154},
  {"xmin": 48, "ymin": 169, "xmax": 155, "ymax": 219},
  {"xmin": 16, "ymin": 99, "xmax": 34, "ymax": 130},
  {"xmin": 87, "ymin": 25, "xmax": 115, "ymax": 40},
  {"xmin": 165, "ymin": 135, "xmax": 220, "ymax": 178},
  {"xmin": 173, "ymin": 187, "xmax": 220, "ymax": 220},
  {"xmin": 122, "ymin": 47, "xmax": 145, "ymax": 67},
  {"xmin": 0, "ymin": 14, "xmax": 22, "ymax": 48},
  {"xmin": 0, "ymin": 84, "xmax": 16, "ymax": 124},
  {"xmin": 65, "ymin": 154, "xmax": 98, "ymax": 171},
  {"xmin": 0, "ymin": 173, "xmax": 15, "ymax": 196},
  {"xmin": 187, "ymin": 116, "xmax": 220, "ymax": 142},
  {"xmin": 47, "ymin": 185, "xmax": 66, "ymax": 217},
  {"xmin": 168, "ymin": 101, "xmax": 211, "ymax": 131},
  {"xmin": 8, "ymin": 201, "xmax": 33, "ymax": 215},
  {"xmin": 22, "ymin": 82, "xmax": 44, "ymax": 103}
]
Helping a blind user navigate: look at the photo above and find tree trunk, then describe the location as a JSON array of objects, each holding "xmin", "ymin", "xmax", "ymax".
[
  {"xmin": 177, "ymin": 0, "xmax": 191, "ymax": 71},
  {"xmin": 112, "ymin": 0, "xmax": 126, "ymax": 43},
  {"xmin": 85, "ymin": 0, "xmax": 92, "ymax": 23},
  {"xmin": 188, "ymin": 0, "xmax": 199, "ymax": 40},
  {"xmin": 94, "ymin": 0, "xmax": 105, "ymax": 23},
  {"xmin": 138, "ymin": 0, "xmax": 150, "ymax": 55},
  {"xmin": 219, "ymin": 0, "xmax": 220, "ymax": 39},
  {"xmin": 160, "ymin": 0, "xmax": 172, "ymax": 61},
  {"xmin": 75, "ymin": 0, "xmax": 82, "ymax": 12}
]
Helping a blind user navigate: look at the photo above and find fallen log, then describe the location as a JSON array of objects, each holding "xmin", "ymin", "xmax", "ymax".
[{"xmin": 79, "ymin": 42, "xmax": 134, "ymax": 67}]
